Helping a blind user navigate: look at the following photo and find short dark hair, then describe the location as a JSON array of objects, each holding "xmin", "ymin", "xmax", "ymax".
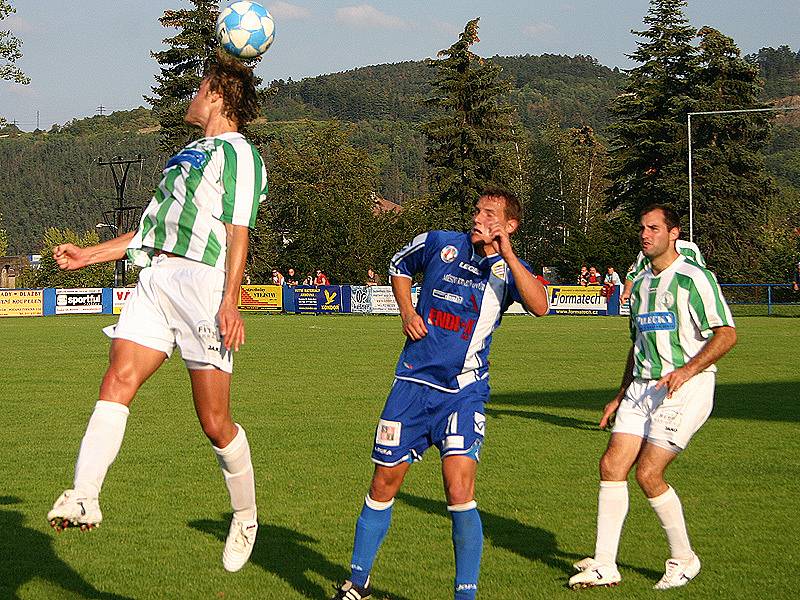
[
  {"xmin": 205, "ymin": 50, "xmax": 260, "ymax": 126},
  {"xmin": 640, "ymin": 204, "xmax": 681, "ymax": 230},
  {"xmin": 480, "ymin": 186, "xmax": 522, "ymax": 223}
]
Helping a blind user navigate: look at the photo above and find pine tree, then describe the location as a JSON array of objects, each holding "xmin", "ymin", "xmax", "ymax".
[
  {"xmin": 607, "ymin": 0, "xmax": 698, "ymax": 215},
  {"xmin": 146, "ymin": 0, "xmax": 262, "ymax": 153},
  {"xmin": 690, "ymin": 26, "xmax": 777, "ymax": 277},
  {"xmin": 422, "ymin": 18, "xmax": 518, "ymax": 220}
]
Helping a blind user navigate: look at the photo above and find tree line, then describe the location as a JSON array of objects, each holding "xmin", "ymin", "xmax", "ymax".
[{"xmin": 1, "ymin": 0, "xmax": 798, "ymax": 288}]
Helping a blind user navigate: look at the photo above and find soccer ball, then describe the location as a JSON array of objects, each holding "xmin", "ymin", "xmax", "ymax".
[{"xmin": 216, "ymin": 1, "xmax": 275, "ymax": 59}]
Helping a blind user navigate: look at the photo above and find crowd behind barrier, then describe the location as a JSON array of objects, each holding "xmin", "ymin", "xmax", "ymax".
[{"xmin": 0, "ymin": 284, "xmax": 632, "ymax": 317}]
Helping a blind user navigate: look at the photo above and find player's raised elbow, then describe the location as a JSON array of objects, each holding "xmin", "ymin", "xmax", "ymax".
[{"xmin": 713, "ymin": 325, "xmax": 737, "ymax": 350}]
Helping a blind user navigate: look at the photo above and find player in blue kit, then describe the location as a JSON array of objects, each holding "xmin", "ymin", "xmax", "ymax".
[{"xmin": 331, "ymin": 188, "xmax": 549, "ymax": 600}]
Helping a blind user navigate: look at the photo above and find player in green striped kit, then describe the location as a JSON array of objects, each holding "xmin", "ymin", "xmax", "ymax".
[
  {"xmin": 569, "ymin": 205, "xmax": 736, "ymax": 590},
  {"xmin": 47, "ymin": 52, "xmax": 266, "ymax": 573}
]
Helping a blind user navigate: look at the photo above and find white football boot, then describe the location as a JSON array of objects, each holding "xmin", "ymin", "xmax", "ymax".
[
  {"xmin": 653, "ymin": 554, "xmax": 701, "ymax": 590},
  {"xmin": 568, "ymin": 558, "xmax": 622, "ymax": 589},
  {"xmin": 222, "ymin": 515, "xmax": 258, "ymax": 572},
  {"xmin": 47, "ymin": 489, "xmax": 102, "ymax": 532}
]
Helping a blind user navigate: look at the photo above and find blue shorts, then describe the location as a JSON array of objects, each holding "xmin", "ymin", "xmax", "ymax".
[{"xmin": 371, "ymin": 378, "xmax": 489, "ymax": 467}]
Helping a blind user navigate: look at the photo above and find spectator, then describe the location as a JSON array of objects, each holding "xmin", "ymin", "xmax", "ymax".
[
  {"xmin": 314, "ymin": 269, "xmax": 330, "ymax": 286},
  {"xmin": 794, "ymin": 262, "xmax": 800, "ymax": 292},
  {"xmin": 285, "ymin": 268, "xmax": 299, "ymax": 287},
  {"xmin": 578, "ymin": 265, "xmax": 589, "ymax": 286},
  {"xmin": 303, "ymin": 272, "xmax": 314, "ymax": 285},
  {"xmin": 365, "ymin": 267, "xmax": 382, "ymax": 287},
  {"xmin": 602, "ymin": 266, "xmax": 622, "ymax": 299},
  {"xmin": 270, "ymin": 269, "xmax": 285, "ymax": 286},
  {"xmin": 587, "ymin": 266, "xmax": 602, "ymax": 285}
]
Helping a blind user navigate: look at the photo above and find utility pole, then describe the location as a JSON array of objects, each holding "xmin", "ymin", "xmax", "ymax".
[
  {"xmin": 96, "ymin": 105, "xmax": 106, "ymax": 116},
  {"xmin": 98, "ymin": 155, "xmax": 144, "ymax": 287}
]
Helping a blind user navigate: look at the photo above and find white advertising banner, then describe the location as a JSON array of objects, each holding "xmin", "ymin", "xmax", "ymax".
[{"xmin": 55, "ymin": 288, "xmax": 103, "ymax": 314}]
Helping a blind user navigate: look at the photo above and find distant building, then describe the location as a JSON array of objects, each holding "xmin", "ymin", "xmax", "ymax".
[{"xmin": 372, "ymin": 194, "xmax": 402, "ymax": 215}]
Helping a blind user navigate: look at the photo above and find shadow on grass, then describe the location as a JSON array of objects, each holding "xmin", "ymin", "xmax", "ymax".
[
  {"xmin": 397, "ymin": 492, "xmax": 663, "ymax": 583},
  {"xmin": 486, "ymin": 407, "xmax": 597, "ymax": 430},
  {"xmin": 490, "ymin": 381, "xmax": 800, "ymax": 423},
  {"xmin": 189, "ymin": 517, "xmax": 413, "ymax": 600},
  {"xmin": 0, "ymin": 496, "xmax": 133, "ymax": 600}
]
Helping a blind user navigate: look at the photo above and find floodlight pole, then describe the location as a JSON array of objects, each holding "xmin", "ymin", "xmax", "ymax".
[{"xmin": 687, "ymin": 106, "xmax": 800, "ymax": 243}]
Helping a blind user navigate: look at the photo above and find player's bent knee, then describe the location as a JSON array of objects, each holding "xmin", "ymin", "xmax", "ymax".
[
  {"xmin": 199, "ymin": 414, "xmax": 236, "ymax": 446},
  {"xmin": 634, "ymin": 463, "xmax": 665, "ymax": 491}
]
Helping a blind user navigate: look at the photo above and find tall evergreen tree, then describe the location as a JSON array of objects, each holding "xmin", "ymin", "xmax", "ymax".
[
  {"xmin": 606, "ymin": 0, "xmax": 698, "ymax": 215},
  {"xmin": 146, "ymin": 0, "xmax": 262, "ymax": 153},
  {"xmin": 0, "ymin": 0, "xmax": 30, "ymax": 127},
  {"xmin": 690, "ymin": 26, "xmax": 776, "ymax": 277},
  {"xmin": 422, "ymin": 18, "xmax": 518, "ymax": 220}
]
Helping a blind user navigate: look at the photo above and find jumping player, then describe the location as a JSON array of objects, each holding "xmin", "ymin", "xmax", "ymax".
[
  {"xmin": 569, "ymin": 205, "xmax": 736, "ymax": 590},
  {"xmin": 331, "ymin": 188, "xmax": 549, "ymax": 600},
  {"xmin": 47, "ymin": 52, "xmax": 267, "ymax": 573}
]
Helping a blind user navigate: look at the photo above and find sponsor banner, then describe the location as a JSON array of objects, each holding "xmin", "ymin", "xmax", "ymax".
[
  {"xmin": 55, "ymin": 288, "xmax": 103, "ymax": 314},
  {"xmin": 548, "ymin": 285, "xmax": 607, "ymax": 315},
  {"xmin": 350, "ymin": 286, "xmax": 372, "ymax": 314},
  {"xmin": 0, "ymin": 289, "xmax": 43, "ymax": 317},
  {"xmin": 239, "ymin": 285, "xmax": 283, "ymax": 312},
  {"xmin": 371, "ymin": 285, "xmax": 400, "ymax": 314},
  {"xmin": 293, "ymin": 285, "xmax": 342, "ymax": 314},
  {"xmin": 113, "ymin": 288, "xmax": 133, "ymax": 314},
  {"xmin": 505, "ymin": 301, "xmax": 530, "ymax": 315}
]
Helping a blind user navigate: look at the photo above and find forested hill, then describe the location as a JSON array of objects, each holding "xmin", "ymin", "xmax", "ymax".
[
  {"xmin": 0, "ymin": 48, "xmax": 797, "ymax": 255},
  {"xmin": 264, "ymin": 53, "xmax": 625, "ymax": 130}
]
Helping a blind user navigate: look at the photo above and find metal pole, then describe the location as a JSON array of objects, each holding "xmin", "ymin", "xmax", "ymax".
[{"xmin": 687, "ymin": 113, "xmax": 693, "ymax": 243}]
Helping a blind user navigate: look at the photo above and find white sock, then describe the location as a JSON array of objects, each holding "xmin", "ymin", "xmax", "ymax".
[
  {"xmin": 649, "ymin": 486, "xmax": 693, "ymax": 560},
  {"xmin": 73, "ymin": 401, "xmax": 130, "ymax": 498},
  {"xmin": 594, "ymin": 481, "xmax": 629, "ymax": 565},
  {"xmin": 213, "ymin": 424, "xmax": 257, "ymax": 522}
]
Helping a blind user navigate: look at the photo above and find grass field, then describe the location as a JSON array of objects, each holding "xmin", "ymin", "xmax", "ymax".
[{"xmin": 1, "ymin": 314, "xmax": 798, "ymax": 599}]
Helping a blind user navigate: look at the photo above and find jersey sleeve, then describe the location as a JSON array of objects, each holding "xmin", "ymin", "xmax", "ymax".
[
  {"xmin": 507, "ymin": 259, "xmax": 534, "ymax": 305},
  {"xmin": 626, "ymin": 252, "xmax": 647, "ymax": 282},
  {"xmin": 687, "ymin": 270, "xmax": 735, "ymax": 337},
  {"xmin": 389, "ymin": 231, "xmax": 436, "ymax": 278},
  {"xmin": 219, "ymin": 141, "xmax": 268, "ymax": 229}
]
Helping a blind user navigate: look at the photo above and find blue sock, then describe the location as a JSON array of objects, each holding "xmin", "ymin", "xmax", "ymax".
[
  {"xmin": 450, "ymin": 502, "xmax": 483, "ymax": 600},
  {"xmin": 350, "ymin": 496, "xmax": 394, "ymax": 587}
]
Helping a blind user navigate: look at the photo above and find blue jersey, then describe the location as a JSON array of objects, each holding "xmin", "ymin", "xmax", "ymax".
[{"xmin": 389, "ymin": 230, "xmax": 532, "ymax": 393}]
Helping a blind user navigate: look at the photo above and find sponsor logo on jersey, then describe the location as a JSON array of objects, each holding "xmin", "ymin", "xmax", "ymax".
[
  {"xmin": 456, "ymin": 584, "xmax": 478, "ymax": 592},
  {"xmin": 373, "ymin": 446, "xmax": 393, "ymax": 456},
  {"xmin": 440, "ymin": 245, "xmax": 458, "ymax": 263},
  {"xmin": 376, "ymin": 419, "xmax": 401, "ymax": 447},
  {"xmin": 458, "ymin": 261, "xmax": 481, "ymax": 275},
  {"xmin": 443, "ymin": 273, "xmax": 486, "ymax": 291},
  {"xmin": 197, "ymin": 320, "xmax": 221, "ymax": 352},
  {"xmin": 433, "ymin": 288, "xmax": 464, "ymax": 304},
  {"xmin": 166, "ymin": 148, "xmax": 208, "ymax": 170},
  {"xmin": 635, "ymin": 311, "xmax": 677, "ymax": 332},
  {"xmin": 491, "ymin": 261, "xmax": 506, "ymax": 280},
  {"xmin": 427, "ymin": 307, "xmax": 476, "ymax": 340}
]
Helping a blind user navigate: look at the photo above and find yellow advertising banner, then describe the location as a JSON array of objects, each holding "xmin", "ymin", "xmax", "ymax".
[
  {"xmin": 0, "ymin": 289, "xmax": 43, "ymax": 317},
  {"xmin": 238, "ymin": 285, "xmax": 283, "ymax": 312}
]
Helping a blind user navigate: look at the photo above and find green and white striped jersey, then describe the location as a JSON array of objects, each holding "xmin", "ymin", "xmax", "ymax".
[
  {"xmin": 629, "ymin": 254, "xmax": 734, "ymax": 379},
  {"xmin": 127, "ymin": 132, "xmax": 267, "ymax": 271},
  {"xmin": 626, "ymin": 239, "xmax": 705, "ymax": 281}
]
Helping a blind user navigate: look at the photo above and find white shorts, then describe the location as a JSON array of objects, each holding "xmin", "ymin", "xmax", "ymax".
[
  {"xmin": 105, "ymin": 254, "xmax": 232, "ymax": 373},
  {"xmin": 612, "ymin": 371, "xmax": 715, "ymax": 451}
]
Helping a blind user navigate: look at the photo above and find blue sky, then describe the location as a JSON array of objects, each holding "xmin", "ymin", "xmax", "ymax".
[{"xmin": 1, "ymin": 0, "xmax": 798, "ymax": 130}]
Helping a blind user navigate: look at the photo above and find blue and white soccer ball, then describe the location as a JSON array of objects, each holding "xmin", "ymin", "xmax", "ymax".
[{"xmin": 216, "ymin": 1, "xmax": 275, "ymax": 59}]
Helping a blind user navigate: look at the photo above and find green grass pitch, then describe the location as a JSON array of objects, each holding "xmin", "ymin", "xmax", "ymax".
[{"xmin": 1, "ymin": 314, "xmax": 797, "ymax": 599}]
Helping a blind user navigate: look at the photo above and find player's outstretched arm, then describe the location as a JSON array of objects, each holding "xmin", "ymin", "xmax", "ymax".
[
  {"xmin": 219, "ymin": 224, "xmax": 249, "ymax": 352},
  {"xmin": 53, "ymin": 231, "xmax": 135, "ymax": 271},
  {"xmin": 655, "ymin": 325, "xmax": 737, "ymax": 397},
  {"xmin": 391, "ymin": 275, "xmax": 427, "ymax": 340}
]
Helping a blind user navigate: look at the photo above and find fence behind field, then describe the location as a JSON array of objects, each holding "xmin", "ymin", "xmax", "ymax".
[{"xmin": 720, "ymin": 283, "xmax": 800, "ymax": 317}]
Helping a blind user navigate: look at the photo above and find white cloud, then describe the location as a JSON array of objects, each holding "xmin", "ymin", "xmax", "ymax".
[
  {"xmin": 3, "ymin": 14, "xmax": 34, "ymax": 33},
  {"xmin": 335, "ymin": 4, "xmax": 408, "ymax": 30},
  {"xmin": 268, "ymin": 1, "xmax": 311, "ymax": 20},
  {"xmin": 522, "ymin": 22, "xmax": 556, "ymax": 37}
]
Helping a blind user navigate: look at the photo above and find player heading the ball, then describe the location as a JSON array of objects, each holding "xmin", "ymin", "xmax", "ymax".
[{"xmin": 47, "ymin": 50, "xmax": 267, "ymax": 574}]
